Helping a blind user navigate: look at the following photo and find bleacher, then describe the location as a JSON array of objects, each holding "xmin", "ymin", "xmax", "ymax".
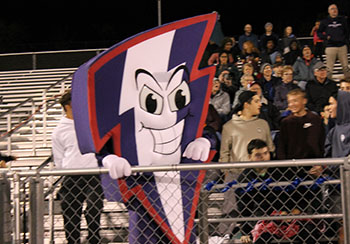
[
  {"xmin": 1, "ymin": 49, "xmax": 349, "ymax": 243},
  {"xmin": 0, "ymin": 68, "xmax": 76, "ymax": 166}
]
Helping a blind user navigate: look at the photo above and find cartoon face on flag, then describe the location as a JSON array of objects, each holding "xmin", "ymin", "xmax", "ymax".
[{"xmin": 71, "ymin": 13, "xmax": 217, "ymax": 243}]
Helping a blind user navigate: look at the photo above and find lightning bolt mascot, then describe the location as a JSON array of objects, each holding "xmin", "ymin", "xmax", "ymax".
[{"xmin": 71, "ymin": 13, "xmax": 217, "ymax": 244}]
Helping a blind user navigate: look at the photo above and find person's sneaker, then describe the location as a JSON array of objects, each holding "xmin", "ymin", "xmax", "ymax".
[
  {"xmin": 212, "ymin": 234, "xmax": 230, "ymax": 244},
  {"xmin": 196, "ymin": 234, "xmax": 231, "ymax": 244}
]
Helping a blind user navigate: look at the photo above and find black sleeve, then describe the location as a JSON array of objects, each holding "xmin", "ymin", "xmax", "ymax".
[
  {"xmin": 0, "ymin": 153, "xmax": 15, "ymax": 162},
  {"xmin": 317, "ymin": 19, "xmax": 328, "ymax": 41}
]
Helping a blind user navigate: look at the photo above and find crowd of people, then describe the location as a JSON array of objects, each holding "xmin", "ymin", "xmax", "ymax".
[{"xmin": 205, "ymin": 3, "xmax": 350, "ymax": 243}]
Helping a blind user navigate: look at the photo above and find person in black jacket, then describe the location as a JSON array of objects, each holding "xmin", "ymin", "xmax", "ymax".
[
  {"xmin": 317, "ymin": 4, "xmax": 350, "ymax": 79},
  {"xmin": 236, "ymin": 139, "xmax": 319, "ymax": 243},
  {"xmin": 305, "ymin": 62, "xmax": 338, "ymax": 114}
]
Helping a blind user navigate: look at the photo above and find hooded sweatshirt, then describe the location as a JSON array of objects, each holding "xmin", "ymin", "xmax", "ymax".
[
  {"xmin": 324, "ymin": 91, "xmax": 350, "ymax": 158},
  {"xmin": 219, "ymin": 114, "xmax": 275, "ymax": 164}
]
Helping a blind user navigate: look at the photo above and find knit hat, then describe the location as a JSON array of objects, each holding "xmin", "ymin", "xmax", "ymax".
[
  {"xmin": 232, "ymin": 90, "xmax": 256, "ymax": 114},
  {"xmin": 265, "ymin": 22, "xmax": 273, "ymax": 28},
  {"xmin": 260, "ymin": 63, "xmax": 272, "ymax": 74}
]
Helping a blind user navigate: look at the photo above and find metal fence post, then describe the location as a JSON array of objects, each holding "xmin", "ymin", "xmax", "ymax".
[
  {"xmin": 198, "ymin": 189, "xmax": 209, "ymax": 244},
  {"xmin": 32, "ymin": 53, "xmax": 37, "ymax": 70},
  {"xmin": 0, "ymin": 173, "xmax": 12, "ymax": 244},
  {"xmin": 29, "ymin": 175, "xmax": 44, "ymax": 244},
  {"xmin": 341, "ymin": 157, "xmax": 350, "ymax": 244},
  {"xmin": 13, "ymin": 172, "xmax": 22, "ymax": 244}
]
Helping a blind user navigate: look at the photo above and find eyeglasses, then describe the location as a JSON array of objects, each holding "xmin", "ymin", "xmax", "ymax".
[{"xmin": 283, "ymin": 73, "xmax": 293, "ymax": 76}]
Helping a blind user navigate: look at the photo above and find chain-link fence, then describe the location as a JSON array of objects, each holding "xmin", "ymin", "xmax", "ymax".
[{"xmin": 1, "ymin": 157, "xmax": 350, "ymax": 244}]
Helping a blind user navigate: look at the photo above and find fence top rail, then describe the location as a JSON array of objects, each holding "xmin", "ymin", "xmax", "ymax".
[
  {"xmin": 0, "ymin": 48, "xmax": 107, "ymax": 57},
  {"xmin": 43, "ymin": 73, "xmax": 73, "ymax": 94},
  {"xmin": 0, "ymin": 157, "xmax": 347, "ymax": 177}
]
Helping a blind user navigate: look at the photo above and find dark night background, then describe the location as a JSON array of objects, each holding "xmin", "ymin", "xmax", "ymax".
[{"xmin": 0, "ymin": 0, "xmax": 349, "ymax": 54}]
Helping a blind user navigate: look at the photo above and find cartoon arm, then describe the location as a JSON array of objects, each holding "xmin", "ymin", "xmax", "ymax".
[
  {"xmin": 96, "ymin": 139, "xmax": 132, "ymax": 179},
  {"xmin": 182, "ymin": 137, "xmax": 211, "ymax": 161},
  {"xmin": 102, "ymin": 155, "xmax": 132, "ymax": 179}
]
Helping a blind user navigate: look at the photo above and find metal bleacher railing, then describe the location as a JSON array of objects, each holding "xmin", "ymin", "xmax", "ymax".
[
  {"xmin": 1, "ymin": 158, "xmax": 350, "ymax": 243},
  {"xmin": 0, "ymin": 68, "xmax": 76, "ymax": 167}
]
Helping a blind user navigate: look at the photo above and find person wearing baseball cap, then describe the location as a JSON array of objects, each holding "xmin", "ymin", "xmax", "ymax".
[{"xmin": 305, "ymin": 61, "xmax": 338, "ymax": 114}]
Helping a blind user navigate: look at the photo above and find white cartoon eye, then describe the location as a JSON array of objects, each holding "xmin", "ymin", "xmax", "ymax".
[
  {"xmin": 168, "ymin": 81, "xmax": 191, "ymax": 112},
  {"xmin": 139, "ymin": 85, "xmax": 163, "ymax": 115}
]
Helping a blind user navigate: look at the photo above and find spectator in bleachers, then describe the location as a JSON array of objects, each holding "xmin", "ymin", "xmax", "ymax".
[
  {"xmin": 310, "ymin": 20, "xmax": 324, "ymax": 62},
  {"xmin": 272, "ymin": 62, "xmax": 284, "ymax": 78},
  {"xmin": 239, "ymin": 40, "xmax": 260, "ymax": 74},
  {"xmin": 322, "ymin": 93, "xmax": 337, "ymax": 135},
  {"xmin": 241, "ymin": 62, "xmax": 255, "ymax": 78},
  {"xmin": 220, "ymin": 90, "xmax": 275, "ymax": 166},
  {"xmin": 258, "ymin": 63, "xmax": 281, "ymax": 103},
  {"xmin": 324, "ymin": 90, "xmax": 350, "ymax": 158},
  {"xmin": 277, "ymin": 88, "xmax": 325, "ymax": 160},
  {"xmin": 237, "ymin": 138, "xmax": 321, "ymax": 243},
  {"xmin": 218, "ymin": 91, "xmax": 275, "ymax": 240},
  {"xmin": 238, "ymin": 24, "xmax": 259, "ymax": 51},
  {"xmin": 339, "ymin": 78, "xmax": 350, "ymax": 92},
  {"xmin": 210, "ymin": 78, "xmax": 231, "ymax": 121},
  {"xmin": 236, "ymin": 139, "xmax": 272, "ymax": 244},
  {"xmin": 199, "ymin": 40, "xmax": 219, "ymax": 69},
  {"xmin": 232, "ymin": 74, "xmax": 255, "ymax": 109},
  {"xmin": 208, "ymin": 37, "xmax": 235, "ymax": 65},
  {"xmin": 259, "ymin": 22, "xmax": 279, "ymax": 52},
  {"xmin": 317, "ymin": 4, "xmax": 350, "ymax": 79},
  {"xmin": 214, "ymin": 50, "xmax": 239, "ymax": 78},
  {"xmin": 248, "ymin": 81, "xmax": 281, "ymax": 131},
  {"xmin": 218, "ymin": 69, "xmax": 240, "ymax": 105},
  {"xmin": 277, "ymin": 89, "xmax": 326, "ymax": 229},
  {"xmin": 206, "ymin": 104, "xmax": 223, "ymax": 133},
  {"xmin": 305, "ymin": 61, "xmax": 338, "ymax": 114},
  {"xmin": 273, "ymin": 65, "xmax": 299, "ymax": 110},
  {"xmin": 205, "ymin": 104, "xmax": 223, "ymax": 162},
  {"xmin": 225, "ymin": 90, "xmax": 276, "ymax": 161},
  {"xmin": 324, "ymin": 90, "xmax": 350, "ymax": 244},
  {"xmin": 228, "ymin": 36, "xmax": 241, "ymax": 64},
  {"xmin": 293, "ymin": 45, "xmax": 318, "ymax": 90},
  {"xmin": 281, "ymin": 26, "xmax": 297, "ymax": 54},
  {"xmin": 52, "ymin": 90, "xmax": 104, "ymax": 244},
  {"xmin": 283, "ymin": 39, "xmax": 301, "ymax": 65},
  {"xmin": 260, "ymin": 39, "xmax": 282, "ymax": 65}
]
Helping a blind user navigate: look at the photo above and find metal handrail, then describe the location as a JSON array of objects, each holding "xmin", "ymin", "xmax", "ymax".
[
  {"xmin": 0, "ymin": 48, "xmax": 107, "ymax": 57},
  {"xmin": 42, "ymin": 73, "xmax": 74, "ymax": 146},
  {"xmin": 43, "ymin": 73, "xmax": 73, "ymax": 93},
  {"xmin": 0, "ymin": 98, "xmax": 37, "ymax": 155},
  {"xmin": 1, "ymin": 157, "xmax": 346, "ymax": 177},
  {"xmin": 0, "ymin": 97, "xmax": 34, "ymax": 118}
]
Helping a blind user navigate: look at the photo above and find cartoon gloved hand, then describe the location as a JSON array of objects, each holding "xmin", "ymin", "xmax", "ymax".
[
  {"xmin": 102, "ymin": 154, "xmax": 132, "ymax": 179},
  {"xmin": 183, "ymin": 137, "xmax": 210, "ymax": 161}
]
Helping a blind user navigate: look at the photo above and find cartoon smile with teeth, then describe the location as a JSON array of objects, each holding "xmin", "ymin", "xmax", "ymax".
[
  {"xmin": 72, "ymin": 13, "xmax": 217, "ymax": 244},
  {"xmin": 134, "ymin": 65, "xmax": 189, "ymax": 162}
]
